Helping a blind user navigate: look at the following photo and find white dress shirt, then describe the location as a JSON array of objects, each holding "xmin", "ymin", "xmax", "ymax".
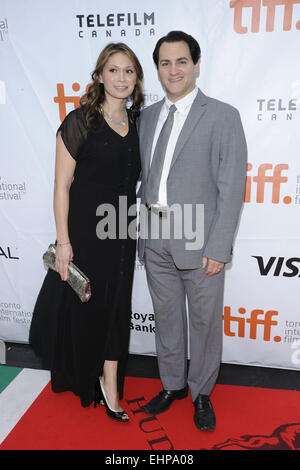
[{"xmin": 150, "ymin": 87, "xmax": 198, "ymax": 208}]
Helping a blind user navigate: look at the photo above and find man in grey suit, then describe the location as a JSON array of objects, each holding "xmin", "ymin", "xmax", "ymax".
[{"xmin": 138, "ymin": 31, "xmax": 247, "ymax": 431}]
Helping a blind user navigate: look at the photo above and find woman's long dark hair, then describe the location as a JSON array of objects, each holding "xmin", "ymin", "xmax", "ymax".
[{"xmin": 80, "ymin": 43, "xmax": 144, "ymax": 130}]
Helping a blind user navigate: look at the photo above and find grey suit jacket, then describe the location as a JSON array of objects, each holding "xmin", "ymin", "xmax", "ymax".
[{"xmin": 138, "ymin": 88, "xmax": 247, "ymax": 269}]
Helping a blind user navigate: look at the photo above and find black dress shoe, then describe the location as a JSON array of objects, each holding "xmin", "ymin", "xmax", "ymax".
[
  {"xmin": 193, "ymin": 394, "xmax": 216, "ymax": 431},
  {"xmin": 141, "ymin": 386, "xmax": 188, "ymax": 415}
]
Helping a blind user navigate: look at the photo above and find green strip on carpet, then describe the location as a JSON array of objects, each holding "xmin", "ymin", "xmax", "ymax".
[{"xmin": 0, "ymin": 366, "xmax": 22, "ymax": 393}]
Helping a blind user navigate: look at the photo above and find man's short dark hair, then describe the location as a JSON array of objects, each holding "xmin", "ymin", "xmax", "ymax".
[{"xmin": 153, "ymin": 31, "xmax": 201, "ymax": 68}]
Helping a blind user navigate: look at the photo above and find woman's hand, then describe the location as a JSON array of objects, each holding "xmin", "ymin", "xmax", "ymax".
[{"xmin": 55, "ymin": 243, "xmax": 73, "ymax": 281}]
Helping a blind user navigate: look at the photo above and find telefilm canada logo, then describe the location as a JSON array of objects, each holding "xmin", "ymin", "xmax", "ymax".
[
  {"xmin": 256, "ymin": 81, "xmax": 300, "ymax": 121},
  {"xmin": 75, "ymin": 11, "xmax": 155, "ymax": 39},
  {"xmin": 256, "ymin": 97, "xmax": 300, "ymax": 122}
]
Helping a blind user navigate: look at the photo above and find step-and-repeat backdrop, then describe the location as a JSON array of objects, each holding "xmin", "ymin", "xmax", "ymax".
[{"xmin": 1, "ymin": 0, "xmax": 300, "ymax": 370}]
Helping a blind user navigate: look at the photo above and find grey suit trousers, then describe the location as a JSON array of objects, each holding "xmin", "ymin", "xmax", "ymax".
[{"xmin": 144, "ymin": 226, "xmax": 225, "ymax": 402}]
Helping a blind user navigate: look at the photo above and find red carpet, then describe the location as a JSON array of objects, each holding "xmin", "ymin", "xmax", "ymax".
[{"xmin": 1, "ymin": 377, "xmax": 299, "ymax": 450}]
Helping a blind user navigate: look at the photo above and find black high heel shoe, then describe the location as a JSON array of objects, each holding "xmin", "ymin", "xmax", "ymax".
[
  {"xmin": 98, "ymin": 377, "xmax": 129, "ymax": 423},
  {"xmin": 94, "ymin": 379, "xmax": 104, "ymax": 408}
]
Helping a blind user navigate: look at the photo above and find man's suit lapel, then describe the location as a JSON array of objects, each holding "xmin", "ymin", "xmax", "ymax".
[
  {"xmin": 169, "ymin": 89, "xmax": 208, "ymax": 171},
  {"xmin": 144, "ymin": 100, "xmax": 164, "ymax": 178}
]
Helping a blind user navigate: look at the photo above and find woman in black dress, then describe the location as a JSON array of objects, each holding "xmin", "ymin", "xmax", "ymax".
[{"xmin": 29, "ymin": 43, "xmax": 144, "ymax": 422}]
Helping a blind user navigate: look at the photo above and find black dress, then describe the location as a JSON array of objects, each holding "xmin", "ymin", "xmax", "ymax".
[{"xmin": 29, "ymin": 106, "xmax": 140, "ymax": 407}]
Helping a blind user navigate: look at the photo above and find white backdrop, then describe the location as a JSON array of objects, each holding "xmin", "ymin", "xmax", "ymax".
[{"xmin": 1, "ymin": 0, "xmax": 300, "ymax": 371}]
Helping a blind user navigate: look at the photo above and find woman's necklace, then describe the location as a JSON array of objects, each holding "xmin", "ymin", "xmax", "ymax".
[{"xmin": 100, "ymin": 105, "xmax": 127, "ymax": 126}]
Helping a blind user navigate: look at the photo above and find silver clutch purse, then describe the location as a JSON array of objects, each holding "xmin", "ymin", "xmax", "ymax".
[{"xmin": 43, "ymin": 244, "xmax": 91, "ymax": 303}]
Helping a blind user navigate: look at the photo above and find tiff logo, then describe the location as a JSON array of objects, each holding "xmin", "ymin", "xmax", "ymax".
[
  {"xmin": 230, "ymin": 0, "xmax": 300, "ymax": 33},
  {"xmin": 54, "ymin": 82, "xmax": 90, "ymax": 122},
  {"xmin": 54, "ymin": 83, "xmax": 159, "ymax": 121},
  {"xmin": 223, "ymin": 306, "xmax": 281, "ymax": 342},
  {"xmin": 244, "ymin": 163, "xmax": 291, "ymax": 204}
]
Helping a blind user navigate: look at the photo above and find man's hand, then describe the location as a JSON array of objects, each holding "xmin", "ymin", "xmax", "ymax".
[{"xmin": 202, "ymin": 257, "xmax": 224, "ymax": 277}]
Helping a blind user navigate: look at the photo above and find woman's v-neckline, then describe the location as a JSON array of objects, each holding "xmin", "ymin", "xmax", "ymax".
[{"xmin": 103, "ymin": 116, "xmax": 130, "ymax": 139}]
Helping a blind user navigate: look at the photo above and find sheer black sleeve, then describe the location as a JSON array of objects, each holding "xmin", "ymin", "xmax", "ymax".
[{"xmin": 56, "ymin": 107, "xmax": 87, "ymax": 160}]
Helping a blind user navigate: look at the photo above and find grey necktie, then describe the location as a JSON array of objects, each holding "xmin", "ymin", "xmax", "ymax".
[{"xmin": 145, "ymin": 104, "xmax": 177, "ymax": 206}]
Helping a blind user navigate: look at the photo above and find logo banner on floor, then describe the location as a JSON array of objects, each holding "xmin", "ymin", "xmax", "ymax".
[{"xmin": 1, "ymin": 0, "xmax": 300, "ymax": 371}]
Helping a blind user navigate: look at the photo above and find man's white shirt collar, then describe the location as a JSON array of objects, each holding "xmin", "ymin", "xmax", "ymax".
[{"xmin": 164, "ymin": 87, "xmax": 198, "ymax": 114}]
